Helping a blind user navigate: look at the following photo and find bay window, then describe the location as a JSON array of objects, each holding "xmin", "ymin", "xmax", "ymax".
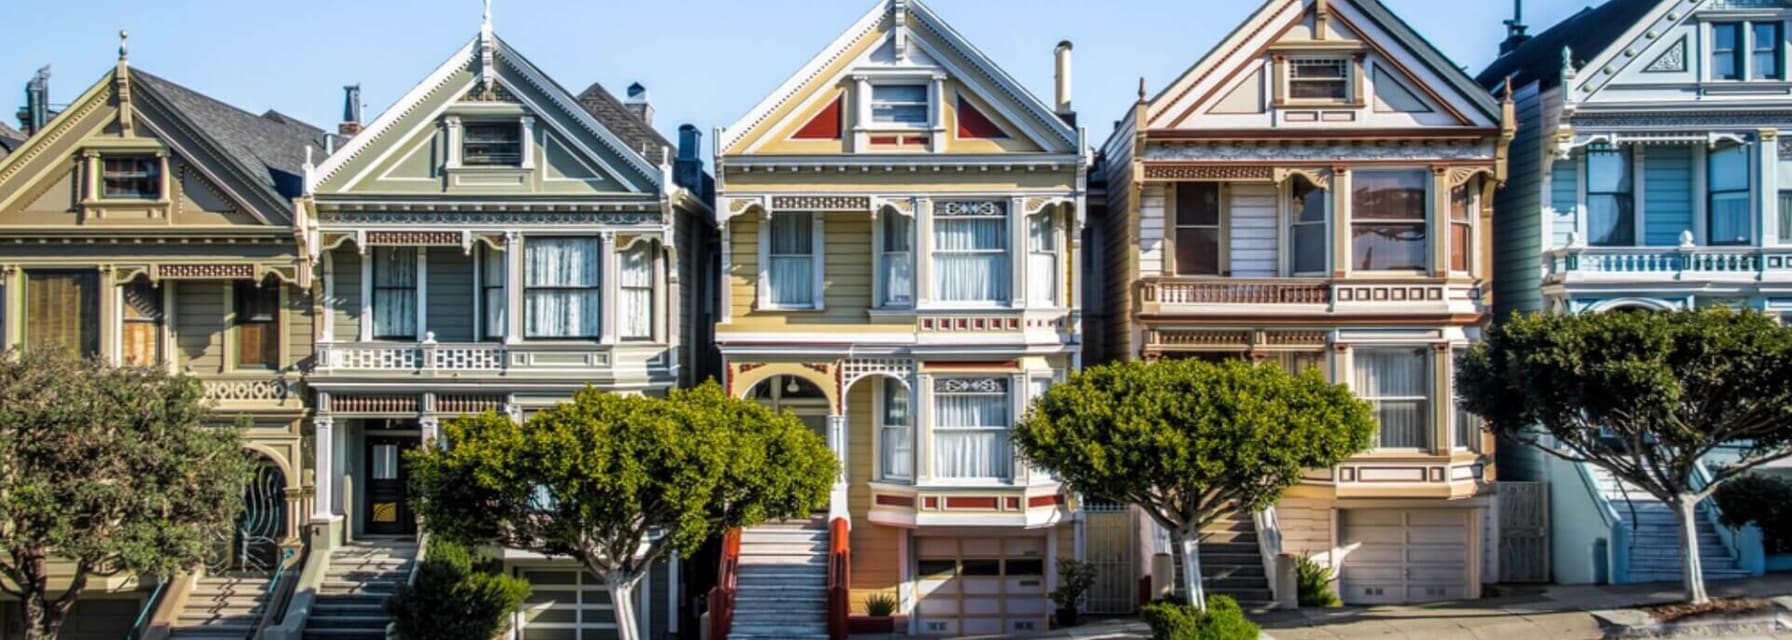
[
  {"xmin": 1709, "ymin": 145, "xmax": 1751, "ymax": 245},
  {"xmin": 524, "ymin": 237, "xmax": 601, "ymax": 339},
  {"xmin": 371, "ymin": 247, "xmax": 418, "ymax": 340},
  {"xmin": 1586, "ymin": 147, "xmax": 1634, "ymax": 246},
  {"xmin": 121, "ymin": 281, "xmax": 162, "ymax": 367},
  {"xmin": 933, "ymin": 377, "xmax": 1011, "ymax": 481},
  {"xmin": 234, "ymin": 281, "xmax": 280, "ymax": 369},
  {"xmin": 1290, "ymin": 179, "xmax": 1327, "ymax": 275},
  {"xmin": 619, "ymin": 242, "xmax": 654, "ymax": 340},
  {"xmin": 767, "ymin": 212, "xmax": 817, "ymax": 308},
  {"xmin": 1779, "ymin": 190, "xmax": 1792, "ymax": 244},
  {"xmin": 1350, "ymin": 170, "xmax": 1427, "ymax": 271},
  {"xmin": 880, "ymin": 214, "xmax": 914, "ymax": 307},
  {"xmin": 24, "ymin": 271, "xmax": 98, "ymax": 356},
  {"xmin": 479, "ymin": 245, "xmax": 506, "ymax": 340},
  {"xmin": 1174, "ymin": 183, "xmax": 1222, "ymax": 276},
  {"xmin": 1354, "ymin": 348, "xmax": 1430, "ymax": 450},
  {"xmin": 932, "ymin": 202, "xmax": 1010, "ymax": 304},
  {"xmin": 1450, "ymin": 185, "xmax": 1474, "ymax": 272},
  {"xmin": 880, "ymin": 379, "xmax": 913, "ymax": 481},
  {"xmin": 1028, "ymin": 213, "xmax": 1059, "ymax": 305}
]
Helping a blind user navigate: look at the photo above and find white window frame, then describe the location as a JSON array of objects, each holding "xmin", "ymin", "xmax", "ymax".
[
  {"xmin": 1027, "ymin": 211, "xmax": 1061, "ymax": 306},
  {"xmin": 618, "ymin": 240, "xmax": 657, "ymax": 341},
  {"xmin": 757, "ymin": 211, "xmax": 826, "ymax": 311},
  {"xmin": 926, "ymin": 201, "xmax": 1013, "ymax": 308},
  {"xmin": 868, "ymin": 84, "xmax": 932, "ymax": 130},
  {"xmin": 1352, "ymin": 347, "xmax": 1433, "ymax": 452},
  {"xmin": 520, "ymin": 235, "xmax": 604, "ymax": 341},
  {"xmin": 876, "ymin": 378, "xmax": 915, "ymax": 483},
  {"xmin": 873, "ymin": 212, "xmax": 916, "ymax": 309},
  {"xmin": 1286, "ymin": 177, "xmax": 1330, "ymax": 276},
  {"xmin": 1284, "ymin": 57, "xmax": 1352, "ymax": 103},
  {"xmin": 929, "ymin": 376, "xmax": 1014, "ymax": 484}
]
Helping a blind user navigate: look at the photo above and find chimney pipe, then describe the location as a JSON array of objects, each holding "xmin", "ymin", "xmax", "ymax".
[
  {"xmin": 626, "ymin": 82, "xmax": 654, "ymax": 127},
  {"xmin": 673, "ymin": 124, "xmax": 703, "ymax": 192},
  {"xmin": 1054, "ymin": 41, "xmax": 1074, "ymax": 116},
  {"xmin": 677, "ymin": 124, "xmax": 701, "ymax": 162},
  {"xmin": 1500, "ymin": 0, "xmax": 1531, "ymax": 56},
  {"xmin": 20, "ymin": 66, "xmax": 50, "ymax": 135},
  {"xmin": 339, "ymin": 84, "xmax": 363, "ymax": 137}
]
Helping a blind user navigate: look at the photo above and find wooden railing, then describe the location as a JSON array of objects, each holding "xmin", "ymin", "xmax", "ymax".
[
  {"xmin": 827, "ymin": 517, "xmax": 850, "ymax": 640},
  {"xmin": 707, "ymin": 528, "xmax": 742, "ymax": 640},
  {"xmin": 1139, "ymin": 278, "xmax": 1332, "ymax": 305},
  {"xmin": 1549, "ymin": 246, "xmax": 1792, "ymax": 278}
]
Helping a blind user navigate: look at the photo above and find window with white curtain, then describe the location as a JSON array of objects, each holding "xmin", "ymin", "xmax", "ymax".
[
  {"xmin": 1353, "ymin": 348, "xmax": 1431, "ymax": 450},
  {"xmin": 932, "ymin": 201, "xmax": 1010, "ymax": 304},
  {"xmin": 933, "ymin": 377, "xmax": 1012, "ymax": 481},
  {"xmin": 524, "ymin": 237, "xmax": 601, "ymax": 339},
  {"xmin": 881, "ymin": 214, "xmax": 914, "ymax": 307},
  {"xmin": 768, "ymin": 212, "xmax": 816, "ymax": 308},
  {"xmin": 372, "ymin": 247, "xmax": 417, "ymax": 340},
  {"xmin": 1028, "ymin": 213, "xmax": 1059, "ymax": 305},
  {"xmin": 1709, "ymin": 145, "xmax": 1751, "ymax": 245},
  {"xmin": 880, "ymin": 379, "xmax": 913, "ymax": 481},
  {"xmin": 620, "ymin": 242, "xmax": 655, "ymax": 340},
  {"xmin": 479, "ymin": 244, "xmax": 506, "ymax": 340},
  {"xmin": 1452, "ymin": 347, "xmax": 1480, "ymax": 451}
]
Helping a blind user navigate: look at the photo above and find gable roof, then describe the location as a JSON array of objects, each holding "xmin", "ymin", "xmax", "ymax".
[
  {"xmin": 1475, "ymin": 0, "xmax": 1660, "ymax": 91},
  {"xmin": 1352, "ymin": 0, "xmax": 1502, "ymax": 120},
  {"xmin": 134, "ymin": 70, "xmax": 327, "ymax": 200},
  {"xmin": 719, "ymin": 0, "xmax": 1078, "ymax": 154},
  {"xmin": 0, "ymin": 122, "xmax": 25, "ymax": 158},
  {"xmin": 576, "ymin": 83, "xmax": 673, "ymax": 163}
]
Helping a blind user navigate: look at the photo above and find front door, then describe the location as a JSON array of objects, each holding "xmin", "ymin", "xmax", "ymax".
[{"xmin": 363, "ymin": 437, "xmax": 417, "ymax": 536}]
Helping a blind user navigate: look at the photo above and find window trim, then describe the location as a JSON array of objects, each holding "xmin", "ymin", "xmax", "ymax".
[
  {"xmin": 1449, "ymin": 183, "xmax": 1476, "ymax": 274},
  {"xmin": 618, "ymin": 240, "xmax": 657, "ymax": 341},
  {"xmin": 758, "ymin": 211, "xmax": 827, "ymax": 311},
  {"xmin": 1349, "ymin": 169, "xmax": 1431, "ymax": 272},
  {"xmin": 370, "ymin": 246, "xmax": 421, "ymax": 341},
  {"xmin": 23, "ymin": 269, "xmax": 100, "ymax": 357},
  {"xmin": 1714, "ymin": 22, "xmax": 1746, "ymax": 82},
  {"xmin": 521, "ymin": 235, "xmax": 603, "ymax": 341},
  {"xmin": 1352, "ymin": 347, "xmax": 1434, "ymax": 452},
  {"xmin": 1171, "ymin": 182, "xmax": 1226, "ymax": 277},
  {"xmin": 873, "ymin": 212, "xmax": 916, "ymax": 309},
  {"xmin": 460, "ymin": 120, "xmax": 526, "ymax": 167},
  {"xmin": 1709, "ymin": 20, "xmax": 1786, "ymax": 82},
  {"xmin": 99, "ymin": 155, "xmax": 165, "ymax": 201},
  {"xmin": 927, "ymin": 201, "xmax": 1014, "ymax": 308},
  {"xmin": 231, "ymin": 280, "xmax": 282, "ymax": 371},
  {"xmin": 929, "ymin": 376, "xmax": 1015, "ymax": 483},
  {"xmin": 1707, "ymin": 144, "xmax": 1753, "ymax": 246},
  {"xmin": 868, "ymin": 83, "xmax": 932, "ymax": 130},
  {"xmin": 1287, "ymin": 178, "xmax": 1330, "ymax": 276},
  {"xmin": 1285, "ymin": 57, "xmax": 1353, "ymax": 103},
  {"xmin": 1027, "ymin": 211, "xmax": 1062, "ymax": 306},
  {"xmin": 876, "ymin": 377, "xmax": 915, "ymax": 483},
  {"xmin": 1752, "ymin": 22, "xmax": 1784, "ymax": 81},
  {"xmin": 120, "ymin": 280, "xmax": 164, "ymax": 368},
  {"xmin": 477, "ymin": 243, "xmax": 506, "ymax": 342},
  {"xmin": 1451, "ymin": 347, "xmax": 1481, "ymax": 453}
]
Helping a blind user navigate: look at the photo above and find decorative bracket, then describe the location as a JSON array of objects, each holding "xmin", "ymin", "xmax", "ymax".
[
  {"xmin": 1448, "ymin": 167, "xmax": 1495, "ymax": 189},
  {"xmin": 1273, "ymin": 167, "xmax": 1331, "ymax": 190},
  {"xmin": 870, "ymin": 196, "xmax": 919, "ymax": 220},
  {"xmin": 717, "ymin": 196, "xmax": 770, "ymax": 227}
]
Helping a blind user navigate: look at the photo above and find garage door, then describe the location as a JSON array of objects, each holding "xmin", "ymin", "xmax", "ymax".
[
  {"xmin": 514, "ymin": 568, "xmax": 621, "ymax": 640},
  {"xmin": 1339, "ymin": 509, "xmax": 1470, "ymax": 605},
  {"xmin": 914, "ymin": 537, "xmax": 1049, "ymax": 636}
]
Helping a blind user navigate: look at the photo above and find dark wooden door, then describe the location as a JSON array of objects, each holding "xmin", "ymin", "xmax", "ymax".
[{"xmin": 363, "ymin": 437, "xmax": 416, "ymax": 536}]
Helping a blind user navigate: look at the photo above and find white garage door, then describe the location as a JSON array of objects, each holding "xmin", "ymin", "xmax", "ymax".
[
  {"xmin": 1339, "ymin": 509, "xmax": 1470, "ymax": 605},
  {"xmin": 514, "ymin": 568, "xmax": 620, "ymax": 640},
  {"xmin": 914, "ymin": 537, "xmax": 1049, "ymax": 636}
]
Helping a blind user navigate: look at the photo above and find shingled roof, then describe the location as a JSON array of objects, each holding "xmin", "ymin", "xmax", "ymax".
[
  {"xmin": 575, "ymin": 82, "xmax": 673, "ymax": 165},
  {"xmin": 1476, "ymin": 0, "xmax": 1661, "ymax": 91},
  {"xmin": 133, "ymin": 70, "xmax": 329, "ymax": 200},
  {"xmin": 0, "ymin": 122, "xmax": 25, "ymax": 159}
]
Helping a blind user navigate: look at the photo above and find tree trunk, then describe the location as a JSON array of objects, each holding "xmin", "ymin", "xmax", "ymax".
[
  {"xmin": 602, "ymin": 571, "xmax": 644, "ymax": 640},
  {"xmin": 1675, "ymin": 494, "xmax": 1709, "ymax": 605},
  {"xmin": 1176, "ymin": 531, "xmax": 1206, "ymax": 612},
  {"xmin": 22, "ymin": 594, "xmax": 48, "ymax": 640}
]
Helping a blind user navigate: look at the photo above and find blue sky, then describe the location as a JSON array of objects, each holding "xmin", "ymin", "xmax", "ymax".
[{"xmin": 2, "ymin": 0, "xmax": 1591, "ymax": 153}]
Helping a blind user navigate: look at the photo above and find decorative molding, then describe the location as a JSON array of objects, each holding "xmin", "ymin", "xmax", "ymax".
[
  {"xmin": 933, "ymin": 377, "xmax": 1007, "ymax": 393},
  {"xmin": 771, "ymin": 195, "xmax": 871, "ymax": 212},
  {"xmin": 1570, "ymin": 113, "xmax": 1792, "ymax": 129},
  {"xmin": 329, "ymin": 395, "xmax": 421, "ymax": 415},
  {"xmin": 1145, "ymin": 165, "xmax": 1274, "ymax": 181},
  {"xmin": 1144, "ymin": 141, "xmax": 1496, "ymax": 163},
  {"xmin": 1333, "ymin": 285, "xmax": 1444, "ymax": 303},
  {"xmin": 1272, "ymin": 167, "xmax": 1330, "ymax": 189},
  {"xmin": 364, "ymin": 231, "xmax": 462, "ymax": 246},
  {"xmin": 871, "ymin": 196, "xmax": 918, "ymax": 218},
  {"xmin": 1152, "ymin": 330, "xmax": 1252, "ymax": 347},
  {"xmin": 932, "ymin": 200, "xmax": 1008, "ymax": 217},
  {"xmin": 318, "ymin": 211, "xmax": 662, "ymax": 227},
  {"xmin": 1643, "ymin": 37, "xmax": 1687, "ymax": 73},
  {"xmin": 1261, "ymin": 331, "xmax": 1329, "ymax": 346},
  {"xmin": 1448, "ymin": 166, "xmax": 1495, "ymax": 189},
  {"xmin": 842, "ymin": 358, "xmax": 915, "ymax": 391},
  {"xmin": 158, "ymin": 264, "xmax": 257, "ymax": 280},
  {"xmin": 1022, "ymin": 196, "xmax": 1073, "ymax": 215}
]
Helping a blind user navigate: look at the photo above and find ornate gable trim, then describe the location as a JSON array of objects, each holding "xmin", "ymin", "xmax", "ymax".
[{"xmin": 1568, "ymin": 0, "xmax": 1697, "ymax": 103}]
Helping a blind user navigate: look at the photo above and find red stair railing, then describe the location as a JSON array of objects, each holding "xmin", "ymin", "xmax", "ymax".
[
  {"xmin": 708, "ymin": 528, "xmax": 742, "ymax": 640},
  {"xmin": 826, "ymin": 517, "xmax": 851, "ymax": 640}
]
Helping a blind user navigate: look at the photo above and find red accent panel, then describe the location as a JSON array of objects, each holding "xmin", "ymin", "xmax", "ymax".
[
  {"xmin": 875, "ymin": 494, "xmax": 916, "ymax": 507},
  {"xmin": 794, "ymin": 97, "xmax": 844, "ymax": 140},
  {"xmin": 956, "ymin": 96, "xmax": 1008, "ymax": 139},
  {"xmin": 922, "ymin": 496, "xmax": 939, "ymax": 510},
  {"xmin": 827, "ymin": 517, "xmax": 851, "ymax": 640},
  {"xmin": 1028, "ymin": 494, "xmax": 1066, "ymax": 508},
  {"xmin": 945, "ymin": 496, "xmax": 999, "ymax": 510},
  {"xmin": 707, "ymin": 528, "xmax": 742, "ymax": 640},
  {"xmin": 870, "ymin": 136, "xmax": 901, "ymax": 145},
  {"xmin": 1004, "ymin": 497, "xmax": 1022, "ymax": 511}
]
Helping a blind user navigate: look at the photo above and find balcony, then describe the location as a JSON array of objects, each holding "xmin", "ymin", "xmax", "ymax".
[
  {"xmin": 312, "ymin": 338, "xmax": 671, "ymax": 380},
  {"xmin": 864, "ymin": 482, "xmax": 1074, "ymax": 529},
  {"xmin": 1548, "ymin": 246, "xmax": 1792, "ymax": 284},
  {"xmin": 1300, "ymin": 453, "xmax": 1489, "ymax": 500},
  {"xmin": 1137, "ymin": 276, "xmax": 1479, "ymax": 320}
]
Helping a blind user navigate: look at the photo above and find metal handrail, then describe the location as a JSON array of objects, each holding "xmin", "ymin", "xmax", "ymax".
[
  {"xmin": 125, "ymin": 579, "xmax": 170, "ymax": 640},
  {"xmin": 255, "ymin": 548, "xmax": 300, "ymax": 633}
]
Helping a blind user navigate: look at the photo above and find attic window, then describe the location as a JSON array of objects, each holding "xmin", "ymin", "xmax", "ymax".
[
  {"xmin": 464, "ymin": 122, "xmax": 524, "ymax": 166},
  {"xmin": 870, "ymin": 85, "xmax": 930, "ymax": 127},
  {"xmin": 1288, "ymin": 58, "xmax": 1350, "ymax": 101},
  {"xmin": 101, "ymin": 156, "xmax": 160, "ymax": 200}
]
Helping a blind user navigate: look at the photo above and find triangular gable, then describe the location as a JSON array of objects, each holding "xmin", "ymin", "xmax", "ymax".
[
  {"xmin": 721, "ymin": 0, "xmax": 1077, "ymax": 155},
  {"xmin": 310, "ymin": 35, "xmax": 664, "ymax": 196},
  {"xmin": 1148, "ymin": 0, "xmax": 1499, "ymax": 130},
  {"xmin": 1566, "ymin": 0, "xmax": 1721, "ymax": 103}
]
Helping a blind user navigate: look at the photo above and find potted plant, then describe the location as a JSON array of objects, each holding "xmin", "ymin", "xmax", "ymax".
[
  {"xmin": 849, "ymin": 592, "xmax": 899, "ymax": 636},
  {"xmin": 1051, "ymin": 558, "xmax": 1098, "ymax": 627}
]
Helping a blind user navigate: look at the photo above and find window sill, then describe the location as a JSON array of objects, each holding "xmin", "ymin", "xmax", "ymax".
[
  {"xmin": 866, "ymin": 307, "xmax": 917, "ymax": 319},
  {"xmin": 754, "ymin": 304, "xmax": 827, "ymax": 313}
]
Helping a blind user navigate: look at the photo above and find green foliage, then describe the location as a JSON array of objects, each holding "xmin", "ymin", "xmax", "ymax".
[
  {"xmin": 1141, "ymin": 596, "xmax": 1260, "ymax": 640},
  {"xmin": 408, "ymin": 382, "xmax": 835, "ymax": 639},
  {"xmin": 1050, "ymin": 557, "xmax": 1098, "ymax": 611},
  {"xmin": 1295, "ymin": 555, "xmax": 1341, "ymax": 608},
  {"xmin": 863, "ymin": 592, "xmax": 898, "ymax": 617},
  {"xmin": 387, "ymin": 540, "xmax": 531, "ymax": 640},
  {"xmin": 0, "ymin": 349, "xmax": 250, "ymax": 639},
  {"xmin": 1713, "ymin": 474, "xmax": 1792, "ymax": 554}
]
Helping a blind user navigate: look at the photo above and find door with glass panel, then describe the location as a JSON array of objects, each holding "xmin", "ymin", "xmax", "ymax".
[{"xmin": 364, "ymin": 436, "xmax": 417, "ymax": 536}]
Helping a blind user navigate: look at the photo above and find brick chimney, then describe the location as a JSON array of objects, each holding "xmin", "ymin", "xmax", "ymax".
[
  {"xmin": 339, "ymin": 84, "xmax": 364, "ymax": 137},
  {"xmin": 626, "ymin": 82, "xmax": 653, "ymax": 127}
]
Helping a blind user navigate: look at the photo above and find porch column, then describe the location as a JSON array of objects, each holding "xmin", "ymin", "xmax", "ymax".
[
  {"xmin": 827, "ymin": 414, "xmax": 849, "ymax": 521},
  {"xmin": 311, "ymin": 417, "xmax": 338, "ymax": 522},
  {"xmin": 420, "ymin": 416, "xmax": 441, "ymax": 450},
  {"xmin": 1331, "ymin": 168, "xmax": 1352, "ymax": 279},
  {"xmin": 916, "ymin": 372, "xmax": 934, "ymax": 483},
  {"xmin": 505, "ymin": 232, "xmax": 524, "ymax": 345},
  {"xmin": 1758, "ymin": 130, "xmax": 1779, "ymax": 247},
  {"xmin": 600, "ymin": 231, "xmax": 618, "ymax": 345}
]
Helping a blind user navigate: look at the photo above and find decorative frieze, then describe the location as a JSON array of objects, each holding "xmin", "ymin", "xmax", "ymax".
[
  {"xmin": 1144, "ymin": 140, "xmax": 1496, "ymax": 163},
  {"xmin": 436, "ymin": 394, "xmax": 505, "ymax": 414},
  {"xmin": 364, "ymin": 231, "xmax": 462, "ymax": 246},
  {"xmin": 1144, "ymin": 165, "xmax": 1274, "ymax": 181},
  {"xmin": 770, "ymin": 195, "xmax": 871, "ymax": 212},
  {"xmin": 1333, "ymin": 285, "xmax": 1445, "ymax": 303},
  {"xmin": 203, "ymin": 378, "xmax": 296, "ymax": 402},
  {"xmin": 330, "ymin": 395, "xmax": 420, "ymax": 415},
  {"xmin": 933, "ymin": 200, "xmax": 1008, "ymax": 217},
  {"xmin": 318, "ymin": 211, "xmax": 662, "ymax": 226},
  {"xmin": 934, "ymin": 377, "xmax": 1007, "ymax": 393},
  {"xmin": 158, "ymin": 264, "xmax": 257, "ymax": 280}
]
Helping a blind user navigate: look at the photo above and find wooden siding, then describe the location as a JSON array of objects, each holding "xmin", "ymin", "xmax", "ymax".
[
  {"xmin": 1492, "ymin": 83, "xmax": 1546, "ymax": 322},
  {"xmin": 1228, "ymin": 184, "xmax": 1278, "ymax": 277},
  {"xmin": 174, "ymin": 282, "xmax": 225, "ymax": 374},
  {"xmin": 1643, "ymin": 146, "xmax": 1694, "ymax": 247},
  {"xmin": 1276, "ymin": 498, "xmax": 1336, "ymax": 569},
  {"xmin": 846, "ymin": 382, "xmax": 901, "ymax": 612},
  {"xmin": 425, "ymin": 247, "xmax": 475, "ymax": 343},
  {"xmin": 1095, "ymin": 128, "xmax": 1137, "ymax": 365},
  {"xmin": 330, "ymin": 248, "xmax": 362, "ymax": 343},
  {"xmin": 285, "ymin": 283, "xmax": 316, "ymax": 367},
  {"xmin": 1550, "ymin": 150, "xmax": 1579, "ymax": 249},
  {"xmin": 1139, "ymin": 185, "xmax": 1167, "ymax": 276},
  {"xmin": 726, "ymin": 212, "xmax": 875, "ymax": 326}
]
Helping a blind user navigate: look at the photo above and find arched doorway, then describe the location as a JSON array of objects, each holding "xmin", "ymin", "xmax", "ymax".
[
  {"xmin": 207, "ymin": 453, "xmax": 287, "ymax": 574},
  {"xmin": 749, "ymin": 375, "xmax": 831, "ymax": 439}
]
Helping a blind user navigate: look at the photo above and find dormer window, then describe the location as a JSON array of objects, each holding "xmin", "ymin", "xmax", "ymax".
[
  {"xmin": 463, "ymin": 122, "xmax": 524, "ymax": 166},
  {"xmin": 102, "ymin": 156, "xmax": 160, "ymax": 200},
  {"xmin": 1288, "ymin": 58, "xmax": 1350, "ymax": 101},
  {"xmin": 870, "ymin": 85, "xmax": 930, "ymax": 127},
  {"xmin": 1712, "ymin": 22, "xmax": 1783, "ymax": 81}
]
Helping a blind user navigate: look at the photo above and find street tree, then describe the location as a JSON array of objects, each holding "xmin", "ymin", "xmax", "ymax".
[
  {"xmin": 1458, "ymin": 309, "xmax": 1792, "ymax": 604},
  {"xmin": 0, "ymin": 349, "xmax": 250, "ymax": 640},
  {"xmin": 408, "ymin": 382, "xmax": 837, "ymax": 640},
  {"xmin": 1014, "ymin": 358, "xmax": 1376, "ymax": 611}
]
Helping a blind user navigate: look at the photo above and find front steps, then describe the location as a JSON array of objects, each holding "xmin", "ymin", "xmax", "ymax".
[
  {"xmin": 167, "ymin": 573, "xmax": 273, "ymax": 640},
  {"xmin": 301, "ymin": 538, "xmax": 418, "ymax": 640},
  {"xmin": 730, "ymin": 516, "xmax": 831, "ymax": 640},
  {"xmin": 1172, "ymin": 510, "xmax": 1271, "ymax": 605},
  {"xmin": 1589, "ymin": 467, "xmax": 1749, "ymax": 583}
]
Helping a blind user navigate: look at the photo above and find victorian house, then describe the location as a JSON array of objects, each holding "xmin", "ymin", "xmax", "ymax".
[
  {"xmin": 0, "ymin": 41, "xmax": 322, "ymax": 634},
  {"xmin": 1094, "ymin": 0, "xmax": 1512, "ymax": 605},
  {"xmin": 1477, "ymin": 0, "xmax": 1786, "ymax": 586},
  {"xmin": 711, "ymin": 0, "xmax": 1087, "ymax": 635},
  {"xmin": 277, "ymin": 11, "xmax": 709, "ymax": 640}
]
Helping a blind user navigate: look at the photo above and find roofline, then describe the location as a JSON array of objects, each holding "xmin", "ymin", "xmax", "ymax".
[
  {"xmin": 719, "ymin": 0, "xmax": 887, "ymax": 151},
  {"xmin": 1352, "ymin": 0, "xmax": 1502, "ymax": 120}
]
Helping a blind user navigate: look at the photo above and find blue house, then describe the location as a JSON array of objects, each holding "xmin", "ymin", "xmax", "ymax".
[{"xmin": 1478, "ymin": 0, "xmax": 1790, "ymax": 584}]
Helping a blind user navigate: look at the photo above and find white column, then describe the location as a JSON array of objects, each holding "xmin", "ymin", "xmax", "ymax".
[
  {"xmin": 420, "ymin": 416, "xmax": 441, "ymax": 450},
  {"xmin": 1758, "ymin": 131, "xmax": 1778, "ymax": 247},
  {"xmin": 600, "ymin": 232, "xmax": 618, "ymax": 344},
  {"xmin": 506, "ymin": 233, "xmax": 524, "ymax": 345},
  {"xmin": 312, "ymin": 417, "xmax": 338, "ymax": 522},
  {"xmin": 827, "ymin": 414, "xmax": 849, "ymax": 522},
  {"xmin": 1010, "ymin": 197, "xmax": 1026, "ymax": 309},
  {"xmin": 519, "ymin": 116, "xmax": 537, "ymax": 171},
  {"xmin": 416, "ymin": 247, "xmax": 430, "ymax": 340},
  {"xmin": 916, "ymin": 372, "xmax": 934, "ymax": 483}
]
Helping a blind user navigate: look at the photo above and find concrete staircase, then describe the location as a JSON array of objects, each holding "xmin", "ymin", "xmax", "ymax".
[
  {"xmin": 167, "ymin": 573, "xmax": 273, "ymax": 640},
  {"xmin": 301, "ymin": 538, "xmax": 418, "ymax": 640},
  {"xmin": 1172, "ymin": 509, "xmax": 1271, "ymax": 605},
  {"xmin": 730, "ymin": 516, "xmax": 830, "ymax": 640},
  {"xmin": 1589, "ymin": 467, "xmax": 1749, "ymax": 583}
]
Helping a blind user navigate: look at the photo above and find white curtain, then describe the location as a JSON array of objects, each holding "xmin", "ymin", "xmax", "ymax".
[
  {"xmin": 524, "ymin": 237, "xmax": 601, "ymax": 338},
  {"xmin": 480, "ymin": 245, "xmax": 506, "ymax": 340},
  {"xmin": 620, "ymin": 244, "xmax": 654, "ymax": 340},
  {"xmin": 1710, "ymin": 146, "xmax": 1751, "ymax": 245},
  {"xmin": 372, "ymin": 247, "xmax": 417, "ymax": 339},
  {"xmin": 1028, "ymin": 214, "xmax": 1058, "ymax": 305},
  {"xmin": 881, "ymin": 214, "xmax": 913, "ymax": 306},
  {"xmin": 933, "ymin": 218, "xmax": 1010, "ymax": 303},
  {"xmin": 1354, "ymin": 349, "xmax": 1429, "ymax": 449},
  {"xmin": 934, "ymin": 380, "xmax": 1011, "ymax": 480},
  {"xmin": 769, "ymin": 212, "xmax": 814, "ymax": 307},
  {"xmin": 881, "ymin": 380, "xmax": 913, "ymax": 480}
]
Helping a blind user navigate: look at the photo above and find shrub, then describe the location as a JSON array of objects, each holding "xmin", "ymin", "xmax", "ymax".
[
  {"xmin": 1296, "ymin": 555, "xmax": 1341, "ymax": 608},
  {"xmin": 864, "ymin": 592, "xmax": 898, "ymax": 617},
  {"xmin": 1051, "ymin": 558, "xmax": 1099, "ymax": 611},
  {"xmin": 387, "ymin": 540, "xmax": 532, "ymax": 640},
  {"xmin": 1713, "ymin": 473, "xmax": 1792, "ymax": 554},
  {"xmin": 1141, "ymin": 595, "xmax": 1261, "ymax": 640}
]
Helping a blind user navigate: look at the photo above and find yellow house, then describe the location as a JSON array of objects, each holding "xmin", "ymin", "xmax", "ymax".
[{"xmin": 713, "ymin": 0, "xmax": 1087, "ymax": 636}]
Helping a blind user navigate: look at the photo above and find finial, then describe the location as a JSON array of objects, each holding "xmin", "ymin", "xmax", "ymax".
[
  {"xmin": 118, "ymin": 30, "xmax": 129, "ymax": 63},
  {"xmin": 483, "ymin": 0, "xmax": 493, "ymax": 31},
  {"xmin": 1137, "ymin": 77, "xmax": 1147, "ymax": 102}
]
